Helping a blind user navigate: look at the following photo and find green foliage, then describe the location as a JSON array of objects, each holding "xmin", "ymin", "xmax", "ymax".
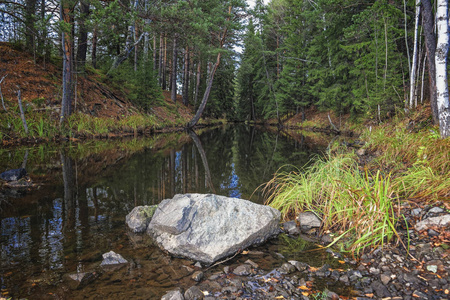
[
  {"xmin": 235, "ymin": 0, "xmax": 414, "ymax": 121},
  {"xmin": 107, "ymin": 60, "xmax": 163, "ymax": 111},
  {"xmin": 264, "ymin": 152, "xmax": 401, "ymax": 255}
]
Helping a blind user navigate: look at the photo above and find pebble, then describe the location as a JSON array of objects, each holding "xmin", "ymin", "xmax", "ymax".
[
  {"xmin": 411, "ymin": 208, "xmax": 422, "ymax": 216},
  {"xmin": 380, "ymin": 273, "xmax": 391, "ymax": 285},
  {"xmin": 191, "ymin": 271, "xmax": 204, "ymax": 282},
  {"xmin": 244, "ymin": 259, "xmax": 259, "ymax": 269},
  {"xmin": 184, "ymin": 286, "xmax": 204, "ymax": 300},
  {"xmin": 161, "ymin": 289, "xmax": 184, "ymax": 300},
  {"xmin": 232, "ymin": 264, "xmax": 252, "ymax": 276},
  {"xmin": 428, "ymin": 207, "xmax": 444, "ymax": 214},
  {"xmin": 279, "ymin": 262, "xmax": 296, "ymax": 274},
  {"xmin": 288, "ymin": 260, "xmax": 309, "ymax": 272}
]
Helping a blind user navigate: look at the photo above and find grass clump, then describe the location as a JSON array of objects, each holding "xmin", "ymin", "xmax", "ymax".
[
  {"xmin": 264, "ymin": 152, "xmax": 400, "ymax": 256},
  {"xmin": 363, "ymin": 125, "xmax": 450, "ymax": 201}
]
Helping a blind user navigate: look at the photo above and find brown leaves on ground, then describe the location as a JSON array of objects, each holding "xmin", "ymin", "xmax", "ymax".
[{"xmin": 0, "ymin": 42, "xmax": 193, "ymax": 123}]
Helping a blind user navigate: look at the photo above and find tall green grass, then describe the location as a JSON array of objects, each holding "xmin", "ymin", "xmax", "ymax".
[
  {"xmin": 264, "ymin": 121, "xmax": 449, "ymax": 255},
  {"xmin": 264, "ymin": 153, "xmax": 400, "ymax": 255}
]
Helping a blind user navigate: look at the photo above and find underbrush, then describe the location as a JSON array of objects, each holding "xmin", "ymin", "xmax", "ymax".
[{"xmin": 264, "ymin": 122, "xmax": 449, "ymax": 256}]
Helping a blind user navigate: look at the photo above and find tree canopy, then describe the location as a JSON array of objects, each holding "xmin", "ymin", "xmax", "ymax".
[{"xmin": 0, "ymin": 0, "xmax": 448, "ymax": 136}]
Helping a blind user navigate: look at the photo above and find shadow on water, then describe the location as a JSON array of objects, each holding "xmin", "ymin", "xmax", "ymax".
[{"xmin": 0, "ymin": 125, "xmax": 336, "ymax": 299}]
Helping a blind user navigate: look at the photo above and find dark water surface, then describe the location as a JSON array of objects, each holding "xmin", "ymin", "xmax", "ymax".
[{"xmin": 0, "ymin": 125, "xmax": 339, "ymax": 299}]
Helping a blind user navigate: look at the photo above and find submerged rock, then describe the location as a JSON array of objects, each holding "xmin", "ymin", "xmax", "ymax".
[
  {"xmin": 126, "ymin": 205, "xmax": 158, "ymax": 233},
  {"xmin": 161, "ymin": 289, "xmax": 184, "ymax": 300},
  {"xmin": 64, "ymin": 271, "xmax": 99, "ymax": 290},
  {"xmin": 184, "ymin": 286, "xmax": 204, "ymax": 300},
  {"xmin": 100, "ymin": 251, "xmax": 128, "ymax": 266},
  {"xmin": 147, "ymin": 193, "xmax": 281, "ymax": 265},
  {"xmin": 0, "ymin": 168, "xmax": 27, "ymax": 181}
]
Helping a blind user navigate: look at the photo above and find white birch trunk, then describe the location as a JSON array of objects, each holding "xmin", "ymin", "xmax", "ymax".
[
  {"xmin": 409, "ymin": 1, "xmax": 421, "ymax": 108},
  {"xmin": 435, "ymin": 0, "xmax": 450, "ymax": 138}
]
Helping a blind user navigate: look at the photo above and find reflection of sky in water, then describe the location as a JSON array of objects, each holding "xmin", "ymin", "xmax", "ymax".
[
  {"xmin": 40, "ymin": 198, "xmax": 63, "ymax": 270},
  {"xmin": 175, "ymin": 151, "xmax": 182, "ymax": 184},
  {"xmin": 1, "ymin": 217, "xmax": 31, "ymax": 266},
  {"xmin": 221, "ymin": 163, "xmax": 241, "ymax": 198}
]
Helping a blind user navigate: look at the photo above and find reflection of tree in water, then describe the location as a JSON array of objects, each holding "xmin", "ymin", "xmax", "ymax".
[
  {"xmin": 188, "ymin": 130, "xmax": 215, "ymax": 193},
  {"xmin": 232, "ymin": 126, "xmax": 318, "ymax": 202}
]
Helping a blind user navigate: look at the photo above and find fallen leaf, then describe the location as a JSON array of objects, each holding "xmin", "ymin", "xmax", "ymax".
[
  {"xmin": 275, "ymin": 296, "xmax": 285, "ymax": 299},
  {"xmin": 365, "ymin": 293, "xmax": 373, "ymax": 297},
  {"xmin": 241, "ymin": 250, "xmax": 249, "ymax": 255},
  {"xmin": 338, "ymin": 260, "xmax": 346, "ymax": 264},
  {"xmin": 298, "ymin": 286, "xmax": 309, "ymax": 290},
  {"xmin": 301, "ymin": 292, "xmax": 310, "ymax": 296}
]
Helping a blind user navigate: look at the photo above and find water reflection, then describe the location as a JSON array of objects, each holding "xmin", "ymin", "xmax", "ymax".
[{"xmin": 0, "ymin": 125, "xmax": 326, "ymax": 299}]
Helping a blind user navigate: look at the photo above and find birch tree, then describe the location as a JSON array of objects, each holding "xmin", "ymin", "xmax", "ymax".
[
  {"xmin": 409, "ymin": 0, "xmax": 421, "ymax": 108},
  {"xmin": 435, "ymin": 0, "xmax": 450, "ymax": 138}
]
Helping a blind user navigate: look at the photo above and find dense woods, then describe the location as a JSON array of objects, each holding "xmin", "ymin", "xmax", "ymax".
[{"xmin": 0, "ymin": 0, "xmax": 449, "ymax": 136}]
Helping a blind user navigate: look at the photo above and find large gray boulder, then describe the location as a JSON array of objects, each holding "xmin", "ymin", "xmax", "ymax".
[
  {"xmin": 126, "ymin": 205, "xmax": 158, "ymax": 233},
  {"xmin": 147, "ymin": 194, "xmax": 281, "ymax": 265}
]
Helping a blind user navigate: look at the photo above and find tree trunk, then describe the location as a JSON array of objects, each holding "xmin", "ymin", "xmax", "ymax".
[
  {"xmin": 194, "ymin": 61, "xmax": 201, "ymax": 107},
  {"xmin": 183, "ymin": 46, "xmax": 190, "ymax": 106},
  {"xmin": 17, "ymin": 88, "xmax": 29, "ymax": 134},
  {"xmin": 92, "ymin": 26, "xmax": 97, "ymax": 68},
  {"xmin": 38, "ymin": 0, "xmax": 47, "ymax": 57},
  {"xmin": 159, "ymin": 33, "xmax": 163, "ymax": 86},
  {"xmin": 187, "ymin": 5, "xmax": 231, "ymax": 128},
  {"xmin": 171, "ymin": 34, "xmax": 178, "ymax": 102},
  {"xmin": 76, "ymin": 0, "xmax": 90, "ymax": 71},
  {"xmin": 134, "ymin": 21, "xmax": 139, "ymax": 72},
  {"xmin": 60, "ymin": 0, "xmax": 74, "ymax": 123},
  {"xmin": 107, "ymin": 31, "xmax": 145, "ymax": 75},
  {"xmin": 187, "ymin": 55, "xmax": 221, "ymax": 128},
  {"xmin": 25, "ymin": 0, "xmax": 37, "ymax": 50},
  {"xmin": 163, "ymin": 35, "xmax": 167, "ymax": 90},
  {"xmin": 403, "ymin": 0, "xmax": 411, "ymax": 76},
  {"xmin": 435, "ymin": 0, "xmax": 450, "ymax": 138},
  {"xmin": 153, "ymin": 35, "xmax": 157, "ymax": 70},
  {"xmin": 409, "ymin": 0, "xmax": 421, "ymax": 108},
  {"xmin": 0, "ymin": 75, "xmax": 7, "ymax": 111},
  {"xmin": 421, "ymin": 0, "xmax": 438, "ymax": 123}
]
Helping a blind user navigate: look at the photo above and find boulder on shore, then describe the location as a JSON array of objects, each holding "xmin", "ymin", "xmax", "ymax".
[
  {"xmin": 0, "ymin": 168, "xmax": 27, "ymax": 181},
  {"xmin": 147, "ymin": 193, "xmax": 281, "ymax": 265},
  {"xmin": 126, "ymin": 205, "xmax": 158, "ymax": 233}
]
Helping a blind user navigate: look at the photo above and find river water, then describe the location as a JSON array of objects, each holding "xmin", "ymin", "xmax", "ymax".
[{"xmin": 0, "ymin": 125, "xmax": 340, "ymax": 299}]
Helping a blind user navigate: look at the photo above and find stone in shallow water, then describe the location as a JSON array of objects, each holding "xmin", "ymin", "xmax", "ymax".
[
  {"xmin": 297, "ymin": 211, "xmax": 321, "ymax": 232},
  {"xmin": 0, "ymin": 168, "xmax": 27, "ymax": 181},
  {"xmin": 233, "ymin": 264, "xmax": 252, "ymax": 276},
  {"xmin": 126, "ymin": 205, "xmax": 158, "ymax": 233},
  {"xmin": 147, "ymin": 194, "xmax": 281, "ymax": 265},
  {"xmin": 100, "ymin": 251, "xmax": 128, "ymax": 266},
  {"xmin": 161, "ymin": 289, "xmax": 184, "ymax": 300},
  {"xmin": 184, "ymin": 286, "xmax": 204, "ymax": 300},
  {"xmin": 64, "ymin": 271, "xmax": 99, "ymax": 290}
]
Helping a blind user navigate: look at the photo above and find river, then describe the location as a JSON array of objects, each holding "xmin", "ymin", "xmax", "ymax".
[{"xmin": 0, "ymin": 125, "xmax": 335, "ymax": 299}]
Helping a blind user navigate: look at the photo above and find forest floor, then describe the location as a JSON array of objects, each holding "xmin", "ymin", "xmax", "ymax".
[{"xmin": 0, "ymin": 42, "xmax": 194, "ymax": 145}]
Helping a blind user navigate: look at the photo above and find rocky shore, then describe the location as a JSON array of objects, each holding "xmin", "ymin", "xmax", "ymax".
[{"xmin": 161, "ymin": 204, "xmax": 449, "ymax": 300}]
